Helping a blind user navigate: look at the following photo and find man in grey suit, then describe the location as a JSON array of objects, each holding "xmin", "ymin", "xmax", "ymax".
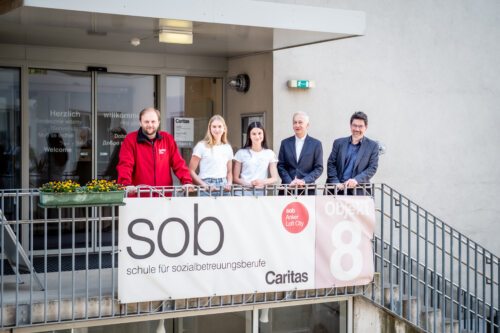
[
  {"xmin": 327, "ymin": 111, "xmax": 379, "ymax": 195},
  {"xmin": 278, "ymin": 111, "xmax": 323, "ymax": 195}
]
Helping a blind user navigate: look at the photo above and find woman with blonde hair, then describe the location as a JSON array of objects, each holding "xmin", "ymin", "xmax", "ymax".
[{"xmin": 189, "ymin": 115, "xmax": 233, "ymax": 195}]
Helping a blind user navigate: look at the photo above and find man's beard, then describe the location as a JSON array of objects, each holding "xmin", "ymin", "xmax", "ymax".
[{"xmin": 142, "ymin": 127, "xmax": 157, "ymax": 136}]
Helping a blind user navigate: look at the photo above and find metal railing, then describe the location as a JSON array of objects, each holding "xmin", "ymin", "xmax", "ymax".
[
  {"xmin": 1, "ymin": 184, "xmax": 497, "ymax": 332},
  {"xmin": 371, "ymin": 183, "xmax": 499, "ymax": 333},
  {"xmin": 0, "ymin": 184, "xmax": 369, "ymax": 329}
]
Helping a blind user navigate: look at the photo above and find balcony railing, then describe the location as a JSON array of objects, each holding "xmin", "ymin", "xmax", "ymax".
[
  {"xmin": 0, "ymin": 185, "xmax": 370, "ymax": 329},
  {"xmin": 1, "ymin": 184, "xmax": 498, "ymax": 332}
]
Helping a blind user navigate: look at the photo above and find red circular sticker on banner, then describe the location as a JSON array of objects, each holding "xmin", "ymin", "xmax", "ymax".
[{"xmin": 281, "ymin": 202, "xmax": 309, "ymax": 233}]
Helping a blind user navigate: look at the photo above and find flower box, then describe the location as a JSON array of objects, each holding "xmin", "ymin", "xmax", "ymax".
[{"xmin": 39, "ymin": 191, "xmax": 125, "ymax": 207}]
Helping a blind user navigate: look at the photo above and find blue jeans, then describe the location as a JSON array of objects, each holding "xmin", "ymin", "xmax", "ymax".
[
  {"xmin": 234, "ymin": 188, "xmax": 265, "ymax": 196},
  {"xmin": 200, "ymin": 178, "xmax": 229, "ymax": 196}
]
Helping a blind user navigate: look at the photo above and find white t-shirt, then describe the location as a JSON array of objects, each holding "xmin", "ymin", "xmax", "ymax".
[
  {"xmin": 234, "ymin": 148, "xmax": 278, "ymax": 182},
  {"xmin": 192, "ymin": 141, "xmax": 234, "ymax": 179}
]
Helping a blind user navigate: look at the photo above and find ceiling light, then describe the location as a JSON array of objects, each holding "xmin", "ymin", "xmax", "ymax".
[
  {"xmin": 158, "ymin": 19, "xmax": 193, "ymax": 44},
  {"xmin": 130, "ymin": 37, "xmax": 141, "ymax": 47},
  {"xmin": 158, "ymin": 29, "xmax": 193, "ymax": 44},
  {"xmin": 159, "ymin": 19, "xmax": 193, "ymax": 30}
]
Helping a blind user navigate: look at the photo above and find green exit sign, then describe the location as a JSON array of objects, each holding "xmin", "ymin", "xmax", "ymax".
[
  {"xmin": 287, "ymin": 80, "xmax": 315, "ymax": 89},
  {"xmin": 296, "ymin": 80, "xmax": 309, "ymax": 88}
]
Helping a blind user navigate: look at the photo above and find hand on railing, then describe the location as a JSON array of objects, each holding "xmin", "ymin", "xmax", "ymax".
[
  {"xmin": 344, "ymin": 178, "xmax": 359, "ymax": 189},
  {"xmin": 125, "ymin": 185, "xmax": 173, "ymax": 197},
  {"xmin": 323, "ymin": 182, "xmax": 373, "ymax": 196},
  {"xmin": 199, "ymin": 183, "xmax": 218, "ymax": 192},
  {"xmin": 249, "ymin": 179, "xmax": 267, "ymax": 189},
  {"xmin": 125, "ymin": 185, "xmax": 137, "ymax": 195},
  {"xmin": 182, "ymin": 183, "xmax": 196, "ymax": 192},
  {"xmin": 125, "ymin": 184, "xmax": 200, "ymax": 197},
  {"xmin": 289, "ymin": 177, "xmax": 306, "ymax": 188},
  {"xmin": 199, "ymin": 183, "xmax": 233, "ymax": 192}
]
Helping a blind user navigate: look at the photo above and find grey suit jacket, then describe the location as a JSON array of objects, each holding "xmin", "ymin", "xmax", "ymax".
[
  {"xmin": 326, "ymin": 136, "xmax": 379, "ymax": 184},
  {"xmin": 277, "ymin": 135, "xmax": 323, "ymax": 184}
]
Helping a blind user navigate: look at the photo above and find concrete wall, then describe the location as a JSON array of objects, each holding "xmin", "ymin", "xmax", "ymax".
[
  {"xmin": 226, "ymin": 53, "xmax": 273, "ymax": 151},
  {"xmin": 270, "ymin": 0, "xmax": 500, "ymax": 254},
  {"xmin": 353, "ymin": 297, "xmax": 421, "ymax": 333}
]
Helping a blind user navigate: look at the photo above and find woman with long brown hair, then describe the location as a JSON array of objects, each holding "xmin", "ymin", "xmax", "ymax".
[{"xmin": 233, "ymin": 121, "xmax": 278, "ymax": 195}]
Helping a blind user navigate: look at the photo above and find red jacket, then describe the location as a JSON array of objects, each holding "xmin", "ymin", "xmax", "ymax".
[{"xmin": 117, "ymin": 129, "xmax": 192, "ymax": 187}]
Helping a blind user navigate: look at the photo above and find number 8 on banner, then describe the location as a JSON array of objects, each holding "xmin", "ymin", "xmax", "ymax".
[{"xmin": 329, "ymin": 220, "xmax": 363, "ymax": 281}]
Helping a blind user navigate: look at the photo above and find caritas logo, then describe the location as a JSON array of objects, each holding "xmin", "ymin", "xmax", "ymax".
[{"xmin": 281, "ymin": 202, "xmax": 309, "ymax": 233}]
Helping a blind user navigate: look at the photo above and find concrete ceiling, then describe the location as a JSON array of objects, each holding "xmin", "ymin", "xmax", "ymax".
[{"xmin": 0, "ymin": 2, "xmax": 365, "ymax": 58}]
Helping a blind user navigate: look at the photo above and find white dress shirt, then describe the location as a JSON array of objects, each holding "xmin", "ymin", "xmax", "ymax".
[{"xmin": 295, "ymin": 135, "xmax": 307, "ymax": 162}]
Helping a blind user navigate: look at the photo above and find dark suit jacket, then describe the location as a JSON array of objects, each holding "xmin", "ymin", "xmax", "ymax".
[
  {"xmin": 277, "ymin": 135, "xmax": 323, "ymax": 184},
  {"xmin": 326, "ymin": 136, "xmax": 379, "ymax": 184}
]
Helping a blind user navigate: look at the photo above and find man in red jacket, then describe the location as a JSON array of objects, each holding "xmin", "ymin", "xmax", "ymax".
[{"xmin": 117, "ymin": 107, "xmax": 193, "ymax": 193}]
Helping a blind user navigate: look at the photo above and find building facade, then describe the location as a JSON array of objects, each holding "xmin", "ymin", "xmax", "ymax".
[{"xmin": 1, "ymin": 0, "xmax": 500, "ymax": 332}]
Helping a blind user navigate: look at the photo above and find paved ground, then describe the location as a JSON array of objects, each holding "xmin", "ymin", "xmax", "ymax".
[{"xmin": 1, "ymin": 268, "xmax": 115, "ymax": 304}]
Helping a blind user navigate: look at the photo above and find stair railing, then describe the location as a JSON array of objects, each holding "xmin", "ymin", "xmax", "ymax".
[{"xmin": 371, "ymin": 183, "xmax": 498, "ymax": 333}]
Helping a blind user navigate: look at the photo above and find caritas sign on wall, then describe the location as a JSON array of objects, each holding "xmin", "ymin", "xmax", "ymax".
[{"xmin": 118, "ymin": 196, "xmax": 375, "ymax": 303}]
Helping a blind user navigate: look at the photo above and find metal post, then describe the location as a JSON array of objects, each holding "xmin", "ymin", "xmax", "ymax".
[
  {"xmin": 389, "ymin": 187, "xmax": 394, "ymax": 311},
  {"xmin": 380, "ymin": 184, "xmax": 385, "ymax": 306},
  {"xmin": 441, "ymin": 222, "xmax": 445, "ymax": 333},
  {"xmin": 433, "ymin": 215, "xmax": 437, "ymax": 333},
  {"xmin": 416, "ymin": 205, "xmax": 420, "ymax": 327}
]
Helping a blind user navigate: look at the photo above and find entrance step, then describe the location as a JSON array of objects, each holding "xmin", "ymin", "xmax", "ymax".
[
  {"xmin": 420, "ymin": 306, "xmax": 442, "ymax": 331},
  {"xmin": 401, "ymin": 295, "xmax": 418, "ymax": 321},
  {"xmin": 383, "ymin": 283, "xmax": 400, "ymax": 308},
  {"xmin": 444, "ymin": 318, "xmax": 459, "ymax": 333}
]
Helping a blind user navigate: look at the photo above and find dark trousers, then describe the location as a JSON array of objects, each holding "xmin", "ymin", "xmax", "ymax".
[
  {"xmin": 278, "ymin": 187, "xmax": 317, "ymax": 196},
  {"xmin": 324, "ymin": 186, "xmax": 372, "ymax": 196}
]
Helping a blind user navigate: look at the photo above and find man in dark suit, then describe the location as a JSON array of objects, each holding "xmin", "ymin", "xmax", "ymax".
[
  {"xmin": 278, "ymin": 111, "xmax": 323, "ymax": 195},
  {"xmin": 327, "ymin": 111, "xmax": 379, "ymax": 195}
]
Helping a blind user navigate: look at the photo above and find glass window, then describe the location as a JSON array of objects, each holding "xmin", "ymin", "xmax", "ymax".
[
  {"xmin": 177, "ymin": 311, "xmax": 248, "ymax": 333},
  {"xmin": 0, "ymin": 67, "xmax": 21, "ymax": 191},
  {"xmin": 39, "ymin": 302, "xmax": 348, "ymax": 333},
  {"xmin": 39, "ymin": 320, "xmax": 167, "ymax": 333},
  {"xmin": 96, "ymin": 73, "xmax": 155, "ymax": 181},
  {"xmin": 259, "ymin": 301, "xmax": 348, "ymax": 333},
  {"xmin": 39, "ymin": 311, "xmax": 249, "ymax": 333},
  {"xmin": 28, "ymin": 69, "xmax": 92, "ymax": 188}
]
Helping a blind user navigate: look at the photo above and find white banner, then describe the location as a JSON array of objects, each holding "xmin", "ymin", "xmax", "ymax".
[{"xmin": 118, "ymin": 196, "xmax": 375, "ymax": 303}]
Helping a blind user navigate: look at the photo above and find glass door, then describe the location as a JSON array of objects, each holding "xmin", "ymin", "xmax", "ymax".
[
  {"xmin": 0, "ymin": 67, "xmax": 21, "ymax": 192},
  {"xmin": 28, "ymin": 69, "xmax": 92, "ymax": 250},
  {"xmin": 28, "ymin": 69, "xmax": 91, "ymax": 190},
  {"xmin": 96, "ymin": 73, "xmax": 155, "ymax": 181},
  {"xmin": 0, "ymin": 67, "xmax": 21, "ymax": 222},
  {"xmin": 28, "ymin": 69, "xmax": 156, "ymax": 251},
  {"xmin": 95, "ymin": 73, "xmax": 155, "ymax": 248}
]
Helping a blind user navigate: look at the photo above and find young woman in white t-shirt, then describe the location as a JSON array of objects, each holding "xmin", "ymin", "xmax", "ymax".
[
  {"xmin": 189, "ymin": 115, "xmax": 233, "ymax": 194},
  {"xmin": 233, "ymin": 122, "xmax": 278, "ymax": 195}
]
